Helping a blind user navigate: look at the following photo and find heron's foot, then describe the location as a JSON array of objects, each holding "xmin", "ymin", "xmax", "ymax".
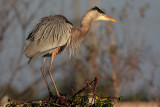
[
  {"xmin": 44, "ymin": 92, "xmax": 55, "ymax": 101},
  {"xmin": 44, "ymin": 92, "xmax": 68, "ymax": 105},
  {"xmin": 47, "ymin": 92, "xmax": 65, "ymax": 98},
  {"xmin": 59, "ymin": 93, "xmax": 67, "ymax": 99},
  {"xmin": 56, "ymin": 93, "xmax": 67, "ymax": 104}
]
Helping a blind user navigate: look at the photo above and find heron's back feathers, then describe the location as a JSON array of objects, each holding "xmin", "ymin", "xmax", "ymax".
[{"xmin": 23, "ymin": 15, "xmax": 73, "ymax": 63}]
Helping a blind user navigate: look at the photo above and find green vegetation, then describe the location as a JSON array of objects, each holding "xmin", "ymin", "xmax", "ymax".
[
  {"xmin": 5, "ymin": 94, "xmax": 123, "ymax": 107},
  {"xmin": 3, "ymin": 77, "xmax": 123, "ymax": 107}
]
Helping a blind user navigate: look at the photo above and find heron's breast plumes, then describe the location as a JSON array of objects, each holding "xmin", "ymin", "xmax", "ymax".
[{"xmin": 68, "ymin": 27, "xmax": 82, "ymax": 56}]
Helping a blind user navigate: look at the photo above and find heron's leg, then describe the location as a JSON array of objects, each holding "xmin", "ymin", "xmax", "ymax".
[
  {"xmin": 48, "ymin": 52, "xmax": 60, "ymax": 97},
  {"xmin": 40, "ymin": 57, "xmax": 52, "ymax": 96}
]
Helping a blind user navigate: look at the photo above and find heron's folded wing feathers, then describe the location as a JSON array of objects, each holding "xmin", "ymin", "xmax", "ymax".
[
  {"xmin": 28, "ymin": 47, "xmax": 57, "ymax": 64},
  {"xmin": 23, "ymin": 15, "xmax": 73, "ymax": 59}
]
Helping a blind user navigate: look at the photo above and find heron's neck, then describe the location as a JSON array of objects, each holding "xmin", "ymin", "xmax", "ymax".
[{"xmin": 80, "ymin": 13, "xmax": 93, "ymax": 37}]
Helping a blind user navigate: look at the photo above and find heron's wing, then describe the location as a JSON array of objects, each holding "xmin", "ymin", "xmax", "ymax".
[
  {"xmin": 23, "ymin": 15, "xmax": 73, "ymax": 59},
  {"xmin": 28, "ymin": 47, "xmax": 57, "ymax": 64}
]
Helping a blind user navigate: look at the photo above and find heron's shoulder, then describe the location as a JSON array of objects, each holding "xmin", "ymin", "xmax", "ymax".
[
  {"xmin": 26, "ymin": 15, "xmax": 73, "ymax": 41},
  {"xmin": 40, "ymin": 15, "xmax": 73, "ymax": 25}
]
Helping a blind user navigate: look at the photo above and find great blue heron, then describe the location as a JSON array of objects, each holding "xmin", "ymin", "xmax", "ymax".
[{"xmin": 23, "ymin": 6, "xmax": 118, "ymax": 97}]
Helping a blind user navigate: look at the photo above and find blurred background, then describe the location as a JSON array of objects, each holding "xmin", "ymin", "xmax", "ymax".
[{"xmin": 0, "ymin": 0, "xmax": 160, "ymax": 104}]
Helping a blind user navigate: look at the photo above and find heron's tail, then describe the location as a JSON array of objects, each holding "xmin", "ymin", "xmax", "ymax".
[
  {"xmin": 28, "ymin": 47, "xmax": 57, "ymax": 64},
  {"xmin": 23, "ymin": 41, "xmax": 37, "ymax": 58}
]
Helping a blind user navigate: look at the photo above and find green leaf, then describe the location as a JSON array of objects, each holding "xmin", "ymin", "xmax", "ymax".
[
  {"xmin": 102, "ymin": 103, "xmax": 113, "ymax": 107},
  {"xmin": 117, "ymin": 96, "xmax": 123, "ymax": 103},
  {"xmin": 95, "ymin": 99, "xmax": 101, "ymax": 106},
  {"xmin": 83, "ymin": 96, "xmax": 88, "ymax": 102}
]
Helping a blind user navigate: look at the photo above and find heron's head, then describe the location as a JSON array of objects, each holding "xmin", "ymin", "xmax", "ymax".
[{"xmin": 89, "ymin": 6, "xmax": 118, "ymax": 22}]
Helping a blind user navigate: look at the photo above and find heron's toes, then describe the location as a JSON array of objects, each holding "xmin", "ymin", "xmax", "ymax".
[
  {"xmin": 59, "ymin": 93, "xmax": 67, "ymax": 99},
  {"xmin": 55, "ymin": 93, "xmax": 67, "ymax": 104}
]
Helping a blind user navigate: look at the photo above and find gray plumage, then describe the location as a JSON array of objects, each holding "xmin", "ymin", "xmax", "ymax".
[
  {"xmin": 24, "ymin": 15, "xmax": 73, "ymax": 63},
  {"xmin": 23, "ymin": 6, "xmax": 118, "ymax": 64}
]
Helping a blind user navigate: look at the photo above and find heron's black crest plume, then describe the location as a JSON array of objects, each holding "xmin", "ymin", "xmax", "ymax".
[{"xmin": 91, "ymin": 6, "xmax": 105, "ymax": 14}]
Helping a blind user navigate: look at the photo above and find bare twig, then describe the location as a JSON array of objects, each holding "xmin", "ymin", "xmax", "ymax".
[{"xmin": 72, "ymin": 77, "xmax": 98, "ymax": 98}]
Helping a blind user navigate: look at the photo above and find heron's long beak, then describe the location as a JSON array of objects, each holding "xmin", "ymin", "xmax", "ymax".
[{"xmin": 105, "ymin": 15, "xmax": 118, "ymax": 22}]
